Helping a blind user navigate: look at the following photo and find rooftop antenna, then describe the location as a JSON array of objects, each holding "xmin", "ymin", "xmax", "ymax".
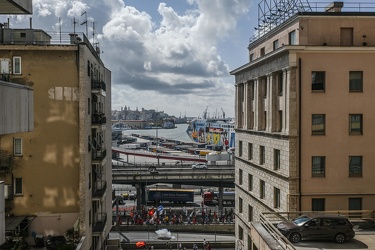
[
  {"xmin": 253, "ymin": 0, "xmax": 312, "ymax": 39},
  {"xmin": 92, "ymin": 21, "xmax": 97, "ymax": 44},
  {"xmin": 81, "ymin": 11, "xmax": 88, "ymax": 37},
  {"xmin": 58, "ymin": 17, "xmax": 61, "ymax": 44},
  {"xmin": 72, "ymin": 17, "xmax": 77, "ymax": 36}
]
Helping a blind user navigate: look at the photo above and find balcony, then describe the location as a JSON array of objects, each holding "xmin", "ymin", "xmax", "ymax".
[
  {"xmin": 92, "ymin": 212, "xmax": 107, "ymax": 233},
  {"xmin": 0, "ymin": 151, "xmax": 13, "ymax": 174},
  {"xmin": 92, "ymin": 148, "xmax": 106, "ymax": 162},
  {"xmin": 91, "ymin": 80, "xmax": 106, "ymax": 97},
  {"xmin": 92, "ymin": 180, "xmax": 107, "ymax": 199},
  {"xmin": 92, "ymin": 113, "xmax": 107, "ymax": 125}
]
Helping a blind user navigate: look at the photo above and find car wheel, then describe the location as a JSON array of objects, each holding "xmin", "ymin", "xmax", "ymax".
[
  {"xmin": 334, "ymin": 233, "xmax": 346, "ymax": 243},
  {"xmin": 289, "ymin": 232, "xmax": 301, "ymax": 243}
]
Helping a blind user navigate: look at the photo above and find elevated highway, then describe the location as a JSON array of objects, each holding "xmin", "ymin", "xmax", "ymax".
[{"xmin": 112, "ymin": 165, "xmax": 235, "ymax": 187}]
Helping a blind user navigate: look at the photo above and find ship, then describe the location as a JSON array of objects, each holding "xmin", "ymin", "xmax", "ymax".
[
  {"xmin": 112, "ymin": 122, "xmax": 131, "ymax": 131},
  {"xmin": 186, "ymin": 107, "xmax": 235, "ymax": 149}
]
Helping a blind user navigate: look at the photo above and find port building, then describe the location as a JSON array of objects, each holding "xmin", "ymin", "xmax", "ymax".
[
  {"xmin": 230, "ymin": 1, "xmax": 375, "ymax": 249},
  {"xmin": 0, "ymin": 7, "xmax": 112, "ymax": 249}
]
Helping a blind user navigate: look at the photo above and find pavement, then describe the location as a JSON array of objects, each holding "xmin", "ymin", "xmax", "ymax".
[{"xmin": 294, "ymin": 230, "xmax": 375, "ymax": 250}]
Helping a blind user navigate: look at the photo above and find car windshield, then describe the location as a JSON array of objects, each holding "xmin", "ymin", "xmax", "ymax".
[{"xmin": 292, "ymin": 215, "xmax": 311, "ymax": 226}]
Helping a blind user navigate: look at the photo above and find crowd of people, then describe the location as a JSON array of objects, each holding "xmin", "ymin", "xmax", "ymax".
[{"xmin": 115, "ymin": 206, "xmax": 235, "ymax": 226}]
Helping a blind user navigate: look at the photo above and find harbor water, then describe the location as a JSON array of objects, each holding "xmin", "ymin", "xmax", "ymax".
[{"xmin": 122, "ymin": 123, "xmax": 192, "ymax": 143}]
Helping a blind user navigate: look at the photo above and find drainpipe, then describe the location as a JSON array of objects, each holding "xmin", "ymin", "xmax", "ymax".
[{"xmin": 298, "ymin": 58, "xmax": 302, "ymax": 211}]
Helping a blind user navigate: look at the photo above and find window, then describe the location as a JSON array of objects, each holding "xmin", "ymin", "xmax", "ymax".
[
  {"xmin": 248, "ymin": 205, "xmax": 253, "ymax": 222},
  {"xmin": 13, "ymin": 138, "xmax": 22, "ymax": 156},
  {"xmin": 263, "ymin": 111, "xmax": 267, "ymax": 131},
  {"xmin": 349, "ymin": 114, "xmax": 363, "ymax": 135},
  {"xmin": 349, "ymin": 198, "xmax": 362, "ymax": 210},
  {"xmin": 239, "ymin": 140, "xmax": 243, "ymax": 157},
  {"xmin": 312, "ymin": 198, "xmax": 325, "ymax": 211},
  {"xmin": 13, "ymin": 56, "xmax": 21, "ymax": 75},
  {"xmin": 263, "ymin": 80, "xmax": 267, "ymax": 98},
  {"xmin": 260, "ymin": 47, "xmax": 265, "ymax": 56},
  {"xmin": 289, "ymin": 30, "xmax": 296, "ymax": 45},
  {"xmin": 250, "ymin": 53, "xmax": 254, "ymax": 62},
  {"xmin": 239, "ymin": 168, "xmax": 243, "ymax": 185},
  {"xmin": 274, "ymin": 149, "xmax": 280, "ymax": 170},
  {"xmin": 88, "ymin": 98, "xmax": 91, "ymax": 115},
  {"xmin": 277, "ymin": 72, "xmax": 283, "ymax": 95},
  {"xmin": 238, "ymin": 225, "xmax": 244, "ymax": 240},
  {"xmin": 260, "ymin": 180, "xmax": 265, "ymax": 199},
  {"xmin": 278, "ymin": 110, "xmax": 283, "ymax": 132},
  {"xmin": 87, "ymin": 60, "xmax": 91, "ymax": 77},
  {"xmin": 248, "ymin": 174, "xmax": 253, "ymax": 191},
  {"xmin": 260, "ymin": 146, "xmax": 265, "ymax": 165},
  {"xmin": 89, "ymin": 209, "xmax": 92, "ymax": 226},
  {"xmin": 349, "ymin": 156, "xmax": 362, "ymax": 177},
  {"xmin": 248, "ymin": 143, "xmax": 253, "ymax": 160},
  {"xmin": 239, "ymin": 197, "xmax": 243, "ymax": 213},
  {"xmin": 273, "ymin": 39, "xmax": 279, "ymax": 50},
  {"xmin": 274, "ymin": 187, "xmax": 281, "ymax": 208},
  {"xmin": 349, "ymin": 198, "xmax": 362, "ymax": 218},
  {"xmin": 349, "ymin": 71, "xmax": 363, "ymax": 92},
  {"xmin": 14, "ymin": 177, "xmax": 22, "ymax": 195},
  {"xmin": 312, "ymin": 114, "xmax": 325, "ymax": 135},
  {"xmin": 312, "ymin": 156, "xmax": 325, "ymax": 177},
  {"xmin": 312, "ymin": 71, "xmax": 325, "ymax": 91},
  {"xmin": 88, "ymin": 135, "xmax": 92, "ymax": 152}
]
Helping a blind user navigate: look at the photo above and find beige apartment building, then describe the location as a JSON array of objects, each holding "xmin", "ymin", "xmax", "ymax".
[
  {"xmin": 231, "ymin": 1, "xmax": 375, "ymax": 249},
  {"xmin": 0, "ymin": 23, "xmax": 112, "ymax": 249}
]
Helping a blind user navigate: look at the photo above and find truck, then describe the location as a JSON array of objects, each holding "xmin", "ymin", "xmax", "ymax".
[
  {"xmin": 147, "ymin": 188, "xmax": 194, "ymax": 204},
  {"xmin": 202, "ymin": 191, "xmax": 235, "ymax": 205}
]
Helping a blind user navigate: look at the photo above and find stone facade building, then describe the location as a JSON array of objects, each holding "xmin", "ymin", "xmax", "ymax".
[
  {"xmin": 231, "ymin": 1, "xmax": 375, "ymax": 249},
  {"xmin": 0, "ymin": 24, "xmax": 112, "ymax": 249}
]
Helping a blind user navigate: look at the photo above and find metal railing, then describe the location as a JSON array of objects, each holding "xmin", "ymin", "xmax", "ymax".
[{"xmin": 257, "ymin": 210, "xmax": 375, "ymax": 250}]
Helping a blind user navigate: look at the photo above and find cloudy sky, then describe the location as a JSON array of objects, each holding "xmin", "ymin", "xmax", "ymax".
[
  {"xmin": 3, "ymin": 0, "xmax": 366, "ymax": 118},
  {"xmin": 1, "ymin": 0, "xmax": 259, "ymax": 118}
]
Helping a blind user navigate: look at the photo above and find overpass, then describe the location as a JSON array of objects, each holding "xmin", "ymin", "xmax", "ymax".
[
  {"xmin": 112, "ymin": 163, "xmax": 234, "ymax": 212},
  {"xmin": 112, "ymin": 147, "xmax": 235, "ymax": 211}
]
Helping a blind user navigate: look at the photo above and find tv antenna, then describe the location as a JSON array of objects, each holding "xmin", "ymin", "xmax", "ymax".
[{"xmin": 81, "ymin": 11, "xmax": 88, "ymax": 36}]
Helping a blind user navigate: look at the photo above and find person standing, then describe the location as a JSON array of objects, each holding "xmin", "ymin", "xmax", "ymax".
[{"xmin": 206, "ymin": 242, "xmax": 211, "ymax": 250}]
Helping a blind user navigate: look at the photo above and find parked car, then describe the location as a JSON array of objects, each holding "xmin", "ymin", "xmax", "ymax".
[
  {"xmin": 276, "ymin": 214, "xmax": 355, "ymax": 244},
  {"xmin": 191, "ymin": 163, "xmax": 207, "ymax": 169}
]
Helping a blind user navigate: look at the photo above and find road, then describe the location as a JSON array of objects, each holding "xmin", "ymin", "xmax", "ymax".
[{"xmin": 109, "ymin": 231, "xmax": 235, "ymax": 249}]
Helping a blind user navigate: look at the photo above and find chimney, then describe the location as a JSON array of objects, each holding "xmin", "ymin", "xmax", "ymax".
[
  {"xmin": 325, "ymin": 2, "xmax": 344, "ymax": 12},
  {"xmin": 29, "ymin": 17, "xmax": 32, "ymax": 29}
]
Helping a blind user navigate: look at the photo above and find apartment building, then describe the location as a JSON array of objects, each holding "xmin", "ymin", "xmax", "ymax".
[
  {"xmin": 231, "ymin": 1, "xmax": 375, "ymax": 249},
  {"xmin": 0, "ymin": 23, "xmax": 112, "ymax": 249}
]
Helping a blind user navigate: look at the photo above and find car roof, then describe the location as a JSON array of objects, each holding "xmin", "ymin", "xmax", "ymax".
[{"xmin": 304, "ymin": 214, "xmax": 349, "ymax": 219}]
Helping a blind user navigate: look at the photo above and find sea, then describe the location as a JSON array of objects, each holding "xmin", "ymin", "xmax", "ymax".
[{"xmin": 122, "ymin": 123, "xmax": 192, "ymax": 143}]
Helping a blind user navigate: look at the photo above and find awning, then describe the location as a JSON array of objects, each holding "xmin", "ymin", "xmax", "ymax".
[{"xmin": 5, "ymin": 216, "xmax": 35, "ymax": 237}]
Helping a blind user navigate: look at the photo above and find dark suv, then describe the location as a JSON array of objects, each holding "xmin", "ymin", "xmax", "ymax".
[{"xmin": 277, "ymin": 214, "xmax": 355, "ymax": 244}]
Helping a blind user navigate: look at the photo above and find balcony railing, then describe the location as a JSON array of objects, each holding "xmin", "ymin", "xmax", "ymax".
[
  {"xmin": 92, "ymin": 113, "xmax": 106, "ymax": 125},
  {"xmin": 92, "ymin": 212, "xmax": 107, "ymax": 233},
  {"xmin": 0, "ymin": 152, "xmax": 13, "ymax": 174},
  {"xmin": 92, "ymin": 180, "xmax": 107, "ymax": 198},
  {"xmin": 91, "ymin": 80, "xmax": 106, "ymax": 92},
  {"xmin": 92, "ymin": 148, "xmax": 106, "ymax": 161}
]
